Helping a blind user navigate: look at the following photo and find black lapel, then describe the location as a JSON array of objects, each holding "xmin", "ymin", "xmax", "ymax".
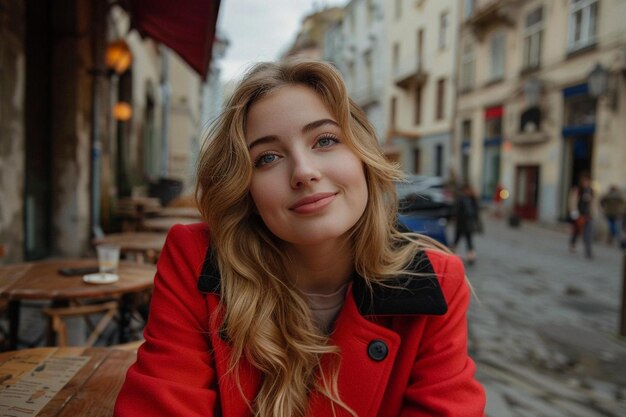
[
  {"xmin": 352, "ymin": 250, "xmax": 448, "ymax": 316},
  {"xmin": 197, "ymin": 247, "xmax": 221, "ymax": 293}
]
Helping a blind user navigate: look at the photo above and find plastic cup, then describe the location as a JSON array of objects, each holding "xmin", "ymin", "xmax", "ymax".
[{"xmin": 96, "ymin": 244, "xmax": 120, "ymax": 274}]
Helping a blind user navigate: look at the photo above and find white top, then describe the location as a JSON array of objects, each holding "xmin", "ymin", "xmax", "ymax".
[{"xmin": 300, "ymin": 283, "xmax": 349, "ymax": 334}]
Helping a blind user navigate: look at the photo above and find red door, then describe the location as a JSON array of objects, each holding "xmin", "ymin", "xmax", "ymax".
[{"xmin": 514, "ymin": 165, "xmax": 539, "ymax": 220}]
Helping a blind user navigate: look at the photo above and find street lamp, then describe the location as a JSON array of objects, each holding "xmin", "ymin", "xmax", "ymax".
[
  {"xmin": 523, "ymin": 77, "xmax": 542, "ymax": 107},
  {"xmin": 113, "ymin": 101, "xmax": 133, "ymax": 121},
  {"xmin": 587, "ymin": 62, "xmax": 609, "ymax": 98},
  {"xmin": 105, "ymin": 40, "xmax": 132, "ymax": 74}
]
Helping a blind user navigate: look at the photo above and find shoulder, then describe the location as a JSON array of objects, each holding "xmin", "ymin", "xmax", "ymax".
[
  {"xmin": 166, "ymin": 222, "xmax": 210, "ymax": 244},
  {"xmin": 423, "ymin": 249, "xmax": 467, "ymax": 301},
  {"xmin": 158, "ymin": 222, "xmax": 211, "ymax": 280}
]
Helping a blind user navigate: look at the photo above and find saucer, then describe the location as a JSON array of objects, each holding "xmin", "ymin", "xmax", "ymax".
[{"xmin": 83, "ymin": 273, "xmax": 119, "ymax": 285}]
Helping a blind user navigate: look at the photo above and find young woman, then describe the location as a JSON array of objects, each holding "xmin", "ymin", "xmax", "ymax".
[{"xmin": 114, "ymin": 59, "xmax": 486, "ymax": 417}]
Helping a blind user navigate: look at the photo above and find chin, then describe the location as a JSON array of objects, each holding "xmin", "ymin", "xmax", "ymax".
[{"xmin": 283, "ymin": 224, "xmax": 356, "ymax": 247}]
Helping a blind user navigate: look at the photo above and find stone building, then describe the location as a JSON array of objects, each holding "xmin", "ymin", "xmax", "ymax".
[
  {"xmin": 282, "ymin": 7, "xmax": 344, "ymax": 60},
  {"xmin": 324, "ymin": 0, "xmax": 387, "ymax": 143},
  {"xmin": 0, "ymin": 0, "xmax": 220, "ymax": 263},
  {"xmin": 454, "ymin": 0, "xmax": 626, "ymax": 223},
  {"xmin": 383, "ymin": 0, "xmax": 460, "ymax": 177}
]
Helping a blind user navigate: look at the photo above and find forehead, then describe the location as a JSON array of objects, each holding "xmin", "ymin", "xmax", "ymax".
[{"xmin": 245, "ymin": 84, "xmax": 335, "ymax": 143}]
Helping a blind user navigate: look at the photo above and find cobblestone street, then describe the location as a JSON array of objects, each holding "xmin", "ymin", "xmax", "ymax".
[{"xmin": 460, "ymin": 216, "xmax": 626, "ymax": 416}]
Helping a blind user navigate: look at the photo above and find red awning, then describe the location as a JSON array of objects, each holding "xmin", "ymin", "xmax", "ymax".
[{"xmin": 127, "ymin": 0, "xmax": 221, "ymax": 80}]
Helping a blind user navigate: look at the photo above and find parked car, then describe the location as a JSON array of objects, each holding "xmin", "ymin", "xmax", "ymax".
[
  {"xmin": 397, "ymin": 213, "xmax": 449, "ymax": 246},
  {"xmin": 395, "ymin": 175, "xmax": 454, "ymax": 218}
]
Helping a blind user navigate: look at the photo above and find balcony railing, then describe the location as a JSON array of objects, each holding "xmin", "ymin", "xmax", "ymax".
[
  {"xmin": 464, "ymin": 0, "xmax": 522, "ymax": 38},
  {"xmin": 350, "ymin": 83, "xmax": 384, "ymax": 108},
  {"xmin": 394, "ymin": 59, "xmax": 428, "ymax": 90}
]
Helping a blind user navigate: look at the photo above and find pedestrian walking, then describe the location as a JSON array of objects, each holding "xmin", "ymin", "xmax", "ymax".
[
  {"xmin": 568, "ymin": 174, "xmax": 594, "ymax": 258},
  {"xmin": 599, "ymin": 185, "xmax": 625, "ymax": 245},
  {"xmin": 452, "ymin": 183, "xmax": 482, "ymax": 264},
  {"xmin": 114, "ymin": 59, "xmax": 486, "ymax": 417}
]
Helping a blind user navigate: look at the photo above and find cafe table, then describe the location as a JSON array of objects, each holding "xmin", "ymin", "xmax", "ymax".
[
  {"xmin": 157, "ymin": 206, "xmax": 202, "ymax": 219},
  {"xmin": 0, "ymin": 346, "xmax": 134, "ymax": 416},
  {"xmin": 0, "ymin": 259, "xmax": 156, "ymax": 351},
  {"xmin": 93, "ymin": 232, "xmax": 167, "ymax": 263},
  {"xmin": 141, "ymin": 216, "xmax": 198, "ymax": 232}
]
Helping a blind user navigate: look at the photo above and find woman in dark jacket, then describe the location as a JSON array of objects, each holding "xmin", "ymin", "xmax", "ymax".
[{"xmin": 453, "ymin": 184, "xmax": 481, "ymax": 264}]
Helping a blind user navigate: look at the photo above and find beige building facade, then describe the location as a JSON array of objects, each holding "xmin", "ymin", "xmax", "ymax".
[
  {"xmin": 324, "ymin": 0, "xmax": 387, "ymax": 143},
  {"xmin": 455, "ymin": 0, "xmax": 626, "ymax": 224},
  {"xmin": 384, "ymin": 0, "xmax": 460, "ymax": 178}
]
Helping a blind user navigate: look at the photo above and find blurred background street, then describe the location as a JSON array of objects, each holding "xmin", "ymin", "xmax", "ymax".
[{"xmin": 464, "ymin": 215, "xmax": 626, "ymax": 416}]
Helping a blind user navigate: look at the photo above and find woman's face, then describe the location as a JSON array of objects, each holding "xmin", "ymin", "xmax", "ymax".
[{"xmin": 245, "ymin": 84, "xmax": 368, "ymax": 248}]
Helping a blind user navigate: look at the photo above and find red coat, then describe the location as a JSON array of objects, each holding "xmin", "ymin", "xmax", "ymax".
[{"xmin": 114, "ymin": 223, "xmax": 486, "ymax": 417}]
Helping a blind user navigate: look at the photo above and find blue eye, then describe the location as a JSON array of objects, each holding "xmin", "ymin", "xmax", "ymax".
[
  {"xmin": 316, "ymin": 135, "xmax": 339, "ymax": 148},
  {"xmin": 254, "ymin": 153, "xmax": 279, "ymax": 167}
]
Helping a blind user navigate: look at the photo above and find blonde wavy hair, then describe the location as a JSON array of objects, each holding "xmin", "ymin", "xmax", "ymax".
[{"xmin": 195, "ymin": 59, "xmax": 446, "ymax": 417}]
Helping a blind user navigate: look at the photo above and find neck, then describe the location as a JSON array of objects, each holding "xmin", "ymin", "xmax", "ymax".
[{"xmin": 285, "ymin": 239, "xmax": 354, "ymax": 294}]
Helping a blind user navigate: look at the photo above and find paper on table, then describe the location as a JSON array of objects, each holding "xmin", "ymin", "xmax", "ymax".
[{"xmin": 0, "ymin": 350, "xmax": 90, "ymax": 417}]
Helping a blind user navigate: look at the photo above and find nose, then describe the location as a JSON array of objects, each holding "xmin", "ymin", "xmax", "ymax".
[{"xmin": 290, "ymin": 153, "xmax": 321, "ymax": 189}]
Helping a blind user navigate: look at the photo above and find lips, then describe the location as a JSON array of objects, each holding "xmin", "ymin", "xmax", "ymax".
[{"xmin": 289, "ymin": 192, "xmax": 338, "ymax": 214}]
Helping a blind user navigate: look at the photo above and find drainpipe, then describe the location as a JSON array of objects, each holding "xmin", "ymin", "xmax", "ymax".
[
  {"xmin": 90, "ymin": 0, "xmax": 107, "ymax": 236},
  {"xmin": 159, "ymin": 47, "xmax": 170, "ymax": 178},
  {"xmin": 621, "ymin": 242, "xmax": 626, "ymax": 337}
]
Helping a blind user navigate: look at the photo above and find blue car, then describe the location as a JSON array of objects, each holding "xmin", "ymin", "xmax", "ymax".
[{"xmin": 397, "ymin": 213, "xmax": 449, "ymax": 246}]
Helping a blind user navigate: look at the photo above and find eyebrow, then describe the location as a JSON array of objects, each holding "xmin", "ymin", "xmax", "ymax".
[{"xmin": 247, "ymin": 118, "xmax": 340, "ymax": 150}]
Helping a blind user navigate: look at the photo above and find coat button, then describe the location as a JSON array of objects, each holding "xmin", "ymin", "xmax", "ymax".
[{"xmin": 367, "ymin": 340, "xmax": 388, "ymax": 361}]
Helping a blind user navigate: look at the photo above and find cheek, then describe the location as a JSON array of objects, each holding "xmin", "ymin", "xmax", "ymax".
[
  {"xmin": 339, "ymin": 157, "xmax": 369, "ymax": 209},
  {"xmin": 249, "ymin": 176, "xmax": 282, "ymax": 220}
]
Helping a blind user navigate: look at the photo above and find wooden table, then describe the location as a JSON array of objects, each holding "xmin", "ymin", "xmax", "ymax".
[
  {"xmin": 0, "ymin": 260, "xmax": 155, "ymax": 350},
  {"xmin": 0, "ymin": 347, "xmax": 135, "ymax": 416},
  {"xmin": 158, "ymin": 206, "xmax": 202, "ymax": 218},
  {"xmin": 93, "ymin": 232, "xmax": 167, "ymax": 262},
  {"xmin": 141, "ymin": 216, "xmax": 198, "ymax": 232}
]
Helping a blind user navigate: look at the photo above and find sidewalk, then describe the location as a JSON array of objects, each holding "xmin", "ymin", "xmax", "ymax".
[{"xmin": 463, "ymin": 216, "xmax": 626, "ymax": 416}]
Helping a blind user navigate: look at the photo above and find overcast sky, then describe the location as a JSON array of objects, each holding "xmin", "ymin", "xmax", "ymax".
[{"xmin": 217, "ymin": 0, "xmax": 347, "ymax": 82}]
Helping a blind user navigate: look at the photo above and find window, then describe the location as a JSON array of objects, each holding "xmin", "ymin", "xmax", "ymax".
[
  {"xmin": 461, "ymin": 120, "xmax": 472, "ymax": 181},
  {"xmin": 436, "ymin": 78, "xmax": 446, "ymax": 120},
  {"xmin": 462, "ymin": 120, "xmax": 472, "ymax": 143},
  {"xmin": 568, "ymin": 0, "xmax": 598, "ymax": 52},
  {"xmin": 413, "ymin": 148, "xmax": 421, "ymax": 174},
  {"xmin": 439, "ymin": 12, "xmax": 448, "ymax": 50},
  {"xmin": 350, "ymin": 10, "xmax": 356, "ymax": 33},
  {"xmin": 490, "ymin": 32, "xmax": 506, "ymax": 81},
  {"xmin": 347, "ymin": 61, "xmax": 355, "ymax": 91},
  {"xmin": 364, "ymin": 52, "xmax": 373, "ymax": 95},
  {"xmin": 396, "ymin": 0, "xmax": 402, "ymax": 20},
  {"xmin": 417, "ymin": 28, "xmax": 424, "ymax": 66},
  {"xmin": 435, "ymin": 145, "xmax": 444, "ymax": 177},
  {"xmin": 393, "ymin": 43, "xmax": 400, "ymax": 72},
  {"xmin": 523, "ymin": 7, "xmax": 543, "ymax": 70},
  {"xmin": 464, "ymin": 0, "xmax": 475, "ymax": 19},
  {"xmin": 485, "ymin": 107, "xmax": 503, "ymax": 139},
  {"xmin": 414, "ymin": 86, "xmax": 422, "ymax": 125},
  {"xmin": 460, "ymin": 41, "xmax": 475, "ymax": 91}
]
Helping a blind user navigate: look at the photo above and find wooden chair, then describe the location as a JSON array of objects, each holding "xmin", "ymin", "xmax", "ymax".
[{"xmin": 42, "ymin": 301, "xmax": 119, "ymax": 347}]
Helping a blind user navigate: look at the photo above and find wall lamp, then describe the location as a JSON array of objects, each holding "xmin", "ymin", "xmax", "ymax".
[{"xmin": 587, "ymin": 62, "xmax": 619, "ymax": 111}]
